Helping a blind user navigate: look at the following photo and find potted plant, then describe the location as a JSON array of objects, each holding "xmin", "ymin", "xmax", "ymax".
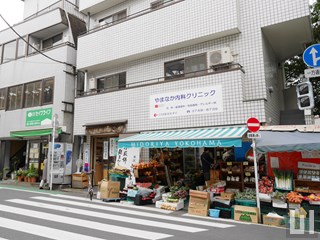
[
  {"xmin": 2, "ymin": 167, "xmax": 10, "ymax": 180},
  {"xmin": 23, "ymin": 170, "xmax": 29, "ymax": 182},
  {"xmin": 27, "ymin": 164, "xmax": 38, "ymax": 183},
  {"xmin": 16, "ymin": 168, "xmax": 24, "ymax": 182}
]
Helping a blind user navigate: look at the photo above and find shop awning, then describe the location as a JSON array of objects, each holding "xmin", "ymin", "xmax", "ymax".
[
  {"xmin": 255, "ymin": 130, "xmax": 320, "ymax": 153},
  {"xmin": 118, "ymin": 126, "xmax": 247, "ymax": 148},
  {"xmin": 10, "ymin": 128, "xmax": 62, "ymax": 138}
]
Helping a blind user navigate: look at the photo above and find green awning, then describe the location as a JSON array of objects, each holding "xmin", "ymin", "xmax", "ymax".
[
  {"xmin": 118, "ymin": 126, "xmax": 248, "ymax": 148},
  {"xmin": 10, "ymin": 128, "xmax": 62, "ymax": 138}
]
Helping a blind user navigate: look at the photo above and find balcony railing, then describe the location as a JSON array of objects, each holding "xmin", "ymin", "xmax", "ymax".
[
  {"xmin": 82, "ymin": 0, "xmax": 184, "ymax": 36},
  {"xmin": 76, "ymin": 63, "xmax": 244, "ymax": 98},
  {"xmin": 24, "ymin": 0, "xmax": 87, "ymax": 22}
]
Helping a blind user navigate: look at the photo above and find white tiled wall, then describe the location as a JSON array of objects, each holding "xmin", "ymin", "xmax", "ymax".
[{"xmin": 74, "ymin": 0, "xmax": 311, "ymax": 135}]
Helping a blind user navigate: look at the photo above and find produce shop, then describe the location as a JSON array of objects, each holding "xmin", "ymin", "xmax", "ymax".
[{"xmin": 95, "ymin": 125, "xmax": 320, "ymax": 232}]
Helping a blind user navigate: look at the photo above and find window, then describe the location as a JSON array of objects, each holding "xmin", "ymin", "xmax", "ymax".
[
  {"xmin": 17, "ymin": 37, "xmax": 27, "ymax": 58},
  {"xmin": 24, "ymin": 81, "xmax": 42, "ymax": 108},
  {"xmin": 97, "ymin": 72, "xmax": 126, "ymax": 92},
  {"xmin": 28, "ymin": 36, "xmax": 40, "ymax": 55},
  {"xmin": 42, "ymin": 33, "xmax": 63, "ymax": 50},
  {"xmin": 0, "ymin": 88, "xmax": 6, "ymax": 110},
  {"xmin": 151, "ymin": 0, "xmax": 165, "ymax": 9},
  {"xmin": 0, "ymin": 45, "xmax": 2, "ymax": 63},
  {"xmin": 8, "ymin": 85, "xmax": 23, "ymax": 110},
  {"xmin": 164, "ymin": 54, "xmax": 207, "ymax": 79},
  {"xmin": 3, "ymin": 41, "xmax": 16, "ymax": 63},
  {"xmin": 42, "ymin": 79, "xmax": 54, "ymax": 104},
  {"xmin": 165, "ymin": 59, "xmax": 184, "ymax": 79},
  {"xmin": 99, "ymin": 10, "xmax": 127, "ymax": 26}
]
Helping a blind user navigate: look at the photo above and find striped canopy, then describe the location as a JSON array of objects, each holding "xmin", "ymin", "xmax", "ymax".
[{"xmin": 118, "ymin": 126, "xmax": 248, "ymax": 148}]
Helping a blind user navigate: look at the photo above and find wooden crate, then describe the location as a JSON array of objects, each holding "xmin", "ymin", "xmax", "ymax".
[{"xmin": 72, "ymin": 173, "xmax": 88, "ymax": 189}]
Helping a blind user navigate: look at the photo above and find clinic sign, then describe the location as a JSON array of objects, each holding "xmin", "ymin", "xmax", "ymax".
[
  {"xmin": 150, "ymin": 85, "xmax": 223, "ymax": 119},
  {"xmin": 25, "ymin": 107, "xmax": 52, "ymax": 127}
]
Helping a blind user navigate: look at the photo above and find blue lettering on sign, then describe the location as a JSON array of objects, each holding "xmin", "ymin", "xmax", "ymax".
[
  {"xmin": 120, "ymin": 139, "xmax": 242, "ymax": 148},
  {"xmin": 303, "ymin": 44, "xmax": 320, "ymax": 67}
]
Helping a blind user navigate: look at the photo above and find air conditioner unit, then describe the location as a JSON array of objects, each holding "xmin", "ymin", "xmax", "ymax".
[
  {"xmin": 88, "ymin": 77, "xmax": 97, "ymax": 90},
  {"xmin": 208, "ymin": 48, "xmax": 233, "ymax": 66}
]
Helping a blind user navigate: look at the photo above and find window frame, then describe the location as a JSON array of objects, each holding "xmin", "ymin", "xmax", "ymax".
[
  {"xmin": 42, "ymin": 33, "xmax": 63, "ymax": 50},
  {"xmin": 0, "ymin": 88, "xmax": 7, "ymax": 110},
  {"xmin": 99, "ymin": 9, "xmax": 127, "ymax": 26},
  {"xmin": 42, "ymin": 78, "xmax": 54, "ymax": 105},
  {"xmin": 151, "ymin": 0, "xmax": 165, "ymax": 9},
  {"xmin": 7, "ymin": 84, "xmax": 23, "ymax": 111},
  {"xmin": 2, "ymin": 40, "xmax": 17, "ymax": 64},
  {"xmin": 96, "ymin": 72, "xmax": 126, "ymax": 93},
  {"xmin": 164, "ymin": 53, "xmax": 207, "ymax": 80},
  {"xmin": 23, "ymin": 80, "xmax": 42, "ymax": 108}
]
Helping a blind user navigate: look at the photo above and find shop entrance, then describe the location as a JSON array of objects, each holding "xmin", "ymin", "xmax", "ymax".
[
  {"xmin": 91, "ymin": 135, "xmax": 118, "ymax": 185},
  {"xmin": 27, "ymin": 140, "xmax": 48, "ymax": 177}
]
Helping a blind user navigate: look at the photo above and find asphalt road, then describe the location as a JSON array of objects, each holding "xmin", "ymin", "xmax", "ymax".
[{"xmin": 0, "ymin": 185, "xmax": 318, "ymax": 240}]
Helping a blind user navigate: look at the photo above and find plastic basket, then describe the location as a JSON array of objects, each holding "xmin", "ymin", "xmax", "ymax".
[
  {"xmin": 235, "ymin": 199, "xmax": 257, "ymax": 207},
  {"xmin": 209, "ymin": 209, "xmax": 220, "ymax": 218}
]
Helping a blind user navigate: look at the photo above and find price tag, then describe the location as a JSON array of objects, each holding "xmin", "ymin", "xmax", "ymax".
[
  {"xmin": 243, "ymin": 162, "xmax": 248, "ymax": 166},
  {"xmin": 245, "ymin": 172, "xmax": 251, "ymax": 177},
  {"xmin": 228, "ymin": 171, "xmax": 232, "ymax": 174},
  {"xmin": 227, "ymin": 162, "xmax": 232, "ymax": 166}
]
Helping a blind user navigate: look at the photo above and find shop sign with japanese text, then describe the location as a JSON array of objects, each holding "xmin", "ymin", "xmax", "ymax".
[
  {"xmin": 150, "ymin": 85, "xmax": 223, "ymax": 119},
  {"xmin": 25, "ymin": 107, "xmax": 52, "ymax": 127}
]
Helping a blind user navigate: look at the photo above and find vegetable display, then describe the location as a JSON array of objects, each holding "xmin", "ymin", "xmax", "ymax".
[
  {"xmin": 273, "ymin": 170, "xmax": 293, "ymax": 190},
  {"xmin": 286, "ymin": 191, "xmax": 303, "ymax": 203},
  {"xmin": 258, "ymin": 176, "xmax": 274, "ymax": 193},
  {"xmin": 235, "ymin": 189, "xmax": 256, "ymax": 200}
]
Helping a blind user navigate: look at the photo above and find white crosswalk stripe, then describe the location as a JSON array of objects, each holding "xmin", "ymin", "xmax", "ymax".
[
  {"xmin": 32, "ymin": 196, "xmax": 234, "ymax": 228},
  {"xmin": 0, "ymin": 192, "xmax": 236, "ymax": 240},
  {"xmin": 7, "ymin": 199, "xmax": 207, "ymax": 233},
  {"xmin": 0, "ymin": 204, "xmax": 172, "ymax": 240},
  {"xmin": 0, "ymin": 217, "xmax": 107, "ymax": 240}
]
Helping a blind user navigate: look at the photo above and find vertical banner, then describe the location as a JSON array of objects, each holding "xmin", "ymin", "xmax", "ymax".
[
  {"xmin": 65, "ymin": 143, "xmax": 73, "ymax": 175},
  {"xmin": 116, "ymin": 148, "xmax": 140, "ymax": 184},
  {"xmin": 109, "ymin": 138, "xmax": 119, "ymax": 157},
  {"xmin": 103, "ymin": 141, "xmax": 109, "ymax": 160}
]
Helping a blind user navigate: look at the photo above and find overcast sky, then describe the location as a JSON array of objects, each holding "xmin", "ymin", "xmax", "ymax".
[{"xmin": 0, "ymin": 0, "xmax": 318, "ymax": 31}]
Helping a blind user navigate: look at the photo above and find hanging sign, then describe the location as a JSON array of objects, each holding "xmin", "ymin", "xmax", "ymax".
[
  {"xmin": 109, "ymin": 138, "xmax": 119, "ymax": 157},
  {"xmin": 103, "ymin": 141, "xmax": 109, "ymax": 160}
]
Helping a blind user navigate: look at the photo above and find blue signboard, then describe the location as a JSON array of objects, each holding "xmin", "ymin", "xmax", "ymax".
[{"xmin": 303, "ymin": 44, "xmax": 320, "ymax": 67}]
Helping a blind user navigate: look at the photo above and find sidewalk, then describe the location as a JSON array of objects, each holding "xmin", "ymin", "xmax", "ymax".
[{"xmin": 0, "ymin": 179, "xmax": 93, "ymax": 197}]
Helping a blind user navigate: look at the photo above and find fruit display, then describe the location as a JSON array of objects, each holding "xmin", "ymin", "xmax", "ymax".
[
  {"xmin": 133, "ymin": 160, "xmax": 163, "ymax": 169},
  {"xmin": 286, "ymin": 191, "xmax": 304, "ymax": 203},
  {"xmin": 304, "ymin": 193, "xmax": 320, "ymax": 202},
  {"xmin": 258, "ymin": 176, "xmax": 274, "ymax": 194},
  {"xmin": 169, "ymin": 185, "xmax": 189, "ymax": 200}
]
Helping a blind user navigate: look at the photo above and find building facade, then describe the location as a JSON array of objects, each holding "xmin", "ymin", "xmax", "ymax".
[
  {"xmin": 0, "ymin": 0, "xmax": 86, "ymax": 179},
  {"xmin": 73, "ymin": 0, "xmax": 313, "ymax": 178}
]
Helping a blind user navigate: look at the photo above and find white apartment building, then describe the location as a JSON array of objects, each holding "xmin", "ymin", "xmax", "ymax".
[
  {"xmin": 74, "ymin": 0, "xmax": 312, "ymax": 179},
  {"xmin": 0, "ymin": 0, "xmax": 86, "ymax": 178}
]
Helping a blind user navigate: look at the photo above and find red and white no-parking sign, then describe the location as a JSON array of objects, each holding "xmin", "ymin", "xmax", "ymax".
[{"xmin": 247, "ymin": 117, "xmax": 260, "ymax": 132}]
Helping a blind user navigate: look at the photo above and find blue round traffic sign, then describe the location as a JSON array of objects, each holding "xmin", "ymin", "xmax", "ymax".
[{"xmin": 303, "ymin": 44, "xmax": 320, "ymax": 68}]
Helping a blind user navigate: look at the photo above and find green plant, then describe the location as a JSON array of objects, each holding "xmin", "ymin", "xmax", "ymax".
[
  {"xmin": 16, "ymin": 168, "xmax": 24, "ymax": 177},
  {"xmin": 27, "ymin": 164, "xmax": 38, "ymax": 178}
]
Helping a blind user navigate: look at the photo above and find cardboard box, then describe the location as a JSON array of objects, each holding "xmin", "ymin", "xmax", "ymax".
[
  {"xmin": 220, "ymin": 192, "xmax": 235, "ymax": 200},
  {"xmin": 263, "ymin": 215, "xmax": 286, "ymax": 227},
  {"xmin": 234, "ymin": 205, "xmax": 259, "ymax": 223},
  {"xmin": 156, "ymin": 200, "xmax": 184, "ymax": 211},
  {"xmin": 188, "ymin": 190, "xmax": 210, "ymax": 216},
  {"xmin": 210, "ymin": 170, "xmax": 220, "ymax": 181},
  {"xmin": 99, "ymin": 180, "xmax": 120, "ymax": 199}
]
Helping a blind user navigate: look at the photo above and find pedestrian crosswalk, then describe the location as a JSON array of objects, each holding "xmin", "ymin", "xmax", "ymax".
[{"xmin": 0, "ymin": 189, "xmax": 236, "ymax": 240}]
